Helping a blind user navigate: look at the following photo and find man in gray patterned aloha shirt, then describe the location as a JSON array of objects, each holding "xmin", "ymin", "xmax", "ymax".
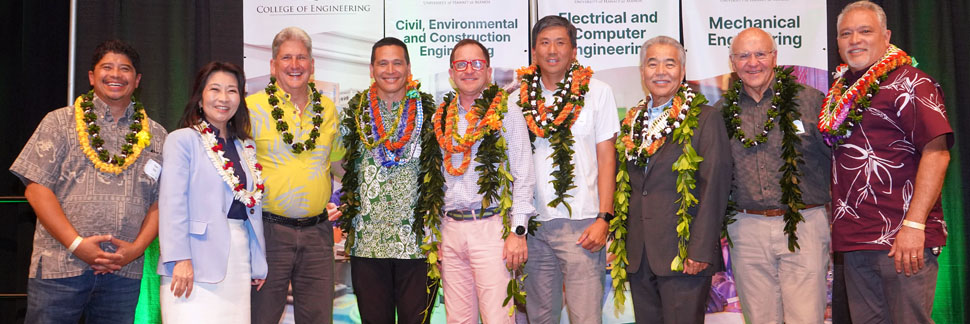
[{"xmin": 10, "ymin": 39, "xmax": 167, "ymax": 323}]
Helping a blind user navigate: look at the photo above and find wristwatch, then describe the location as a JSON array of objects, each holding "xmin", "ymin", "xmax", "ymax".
[
  {"xmin": 514, "ymin": 225, "xmax": 527, "ymax": 236},
  {"xmin": 597, "ymin": 212, "xmax": 615, "ymax": 222}
]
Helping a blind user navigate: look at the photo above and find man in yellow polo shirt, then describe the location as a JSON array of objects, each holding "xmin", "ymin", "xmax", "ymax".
[{"xmin": 246, "ymin": 26, "xmax": 343, "ymax": 324}]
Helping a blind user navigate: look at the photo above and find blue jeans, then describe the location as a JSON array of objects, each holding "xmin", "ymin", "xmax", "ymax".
[{"xmin": 26, "ymin": 270, "xmax": 141, "ymax": 324}]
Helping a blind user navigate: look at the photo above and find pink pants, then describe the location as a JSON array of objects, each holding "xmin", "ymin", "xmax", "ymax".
[{"xmin": 440, "ymin": 215, "xmax": 514, "ymax": 324}]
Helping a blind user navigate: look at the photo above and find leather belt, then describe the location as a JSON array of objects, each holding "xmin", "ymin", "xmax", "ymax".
[
  {"xmin": 262, "ymin": 212, "xmax": 327, "ymax": 227},
  {"xmin": 738, "ymin": 204, "xmax": 823, "ymax": 217},
  {"xmin": 446, "ymin": 207, "xmax": 498, "ymax": 221}
]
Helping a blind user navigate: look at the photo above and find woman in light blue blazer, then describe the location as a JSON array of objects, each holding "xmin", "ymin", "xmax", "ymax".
[{"xmin": 158, "ymin": 62, "xmax": 267, "ymax": 323}]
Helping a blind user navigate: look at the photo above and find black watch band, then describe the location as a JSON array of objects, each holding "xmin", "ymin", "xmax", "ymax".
[{"xmin": 597, "ymin": 212, "xmax": 615, "ymax": 222}]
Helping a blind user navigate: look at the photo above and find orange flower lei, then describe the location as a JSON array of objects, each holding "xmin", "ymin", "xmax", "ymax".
[
  {"xmin": 358, "ymin": 78, "xmax": 421, "ymax": 151},
  {"xmin": 818, "ymin": 44, "xmax": 911, "ymax": 145},
  {"xmin": 517, "ymin": 62, "xmax": 593, "ymax": 138},
  {"xmin": 434, "ymin": 88, "xmax": 508, "ymax": 176}
]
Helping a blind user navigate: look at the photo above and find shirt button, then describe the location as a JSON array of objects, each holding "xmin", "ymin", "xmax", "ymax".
[{"xmin": 250, "ymin": 209, "xmax": 255, "ymax": 214}]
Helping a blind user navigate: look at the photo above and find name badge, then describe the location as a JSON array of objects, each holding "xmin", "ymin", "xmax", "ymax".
[
  {"xmin": 793, "ymin": 120, "xmax": 806, "ymax": 134},
  {"xmin": 144, "ymin": 159, "xmax": 162, "ymax": 181}
]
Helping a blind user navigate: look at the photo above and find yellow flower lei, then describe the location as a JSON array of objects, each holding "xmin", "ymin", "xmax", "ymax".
[{"xmin": 73, "ymin": 91, "xmax": 152, "ymax": 174}]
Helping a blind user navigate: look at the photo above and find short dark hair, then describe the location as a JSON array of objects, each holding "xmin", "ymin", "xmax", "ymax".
[
  {"xmin": 531, "ymin": 15, "xmax": 577, "ymax": 49},
  {"xmin": 91, "ymin": 39, "xmax": 141, "ymax": 72},
  {"xmin": 449, "ymin": 39, "xmax": 490, "ymax": 67},
  {"xmin": 370, "ymin": 37, "xmax": 410, "ymax": 65},
  {"xmin": 178, "ymin": 61, "xmax": 252, "ymax": 141}
]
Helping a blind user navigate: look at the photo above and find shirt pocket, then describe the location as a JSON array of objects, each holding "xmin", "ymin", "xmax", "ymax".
[{"xmin": 135, "ymin": 150, "xmax": 163, "ymax": 200}]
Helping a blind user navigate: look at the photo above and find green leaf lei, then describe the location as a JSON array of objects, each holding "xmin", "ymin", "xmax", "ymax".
[
  {"xmin": 721, "ymin": 66, "xmax": 807, "ymax": 251},
  {"xmin": 611, "ymin": 84, "xmax": 706, "ymax": 312},
  {"xmin": 265, "ymin": 77, "xmax": 325, "ymax": 154}
]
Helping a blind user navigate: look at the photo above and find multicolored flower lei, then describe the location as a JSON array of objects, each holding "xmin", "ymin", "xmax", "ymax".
[
  {"xmin": 195, "ymin": 121, "xmax": 265, "ymax": 208},
  {"xmin": 618, "ymin": 83, "xmax": 694, "ymax": 167},
  {"xmin": 433, "ymin": 87, "xmax": 507, "ymax": 176},
  {"xmin": 818, "ymin": 44, "xmax": 912, "ymax": 145},
  {"xmin": 516, "ymin": 62, "xmax": 593, "ymax": 215},
  {"xmin": 265, "ymin": 77, "xmax": 325, "ymax": 154},
  {"xmin": 611, "ymin": 84, "xmax": 706, "ymax": 311},
  {"xmin": 355, "ymin": 78, "xmax": 423, "ymax": 167},
  {"xmin": 73, "ymin": 90, "xmax": 152, "ymax": 175}
]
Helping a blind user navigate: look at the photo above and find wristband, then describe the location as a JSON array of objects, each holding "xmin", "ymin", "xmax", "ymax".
[
  {"xmin": 902, "ymin": 220, "xmax": 926, "ymax": 231},
  {"xmin": 67, "ymin": 236, "xmax": 83, "ymax": 253}
]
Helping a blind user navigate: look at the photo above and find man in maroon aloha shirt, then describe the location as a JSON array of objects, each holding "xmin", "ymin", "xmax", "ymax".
[{"xmin": 829, "ymin": 2, "xmax": 952, "ymax": 323}]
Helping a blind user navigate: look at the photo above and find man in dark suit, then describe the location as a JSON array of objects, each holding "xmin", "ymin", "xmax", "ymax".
[{"xmin": 620, "ymin": 35, "xmax": 732, "ymax": 324}]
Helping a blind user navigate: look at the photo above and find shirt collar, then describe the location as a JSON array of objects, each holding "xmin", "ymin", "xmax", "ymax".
[
  {"xmin": 91, "ymin": 93, "xmax": 134, "ymax": 123},
  {"xmin": 645, "ymin": 96, "xmax": 673, "ymax": 120},
  {"xmin": 455, "ymin": 93, "xmax": 483, "ymax": 114},
  {"xmin": 274, "ymin": 84, "xmax": 314, "ymax": 110},
  {"xmin": 738, "ymin": 76, "xmax": 778, "ymax": 105},
  {"xmin": 201, "ymin": 116, "xmax": 235, "ymax": 141}
]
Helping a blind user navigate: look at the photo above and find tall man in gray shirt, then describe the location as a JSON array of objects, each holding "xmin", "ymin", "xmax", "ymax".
[{"xmin": 715, "ymin": 28, "xmax": 831, "ymax": 324}]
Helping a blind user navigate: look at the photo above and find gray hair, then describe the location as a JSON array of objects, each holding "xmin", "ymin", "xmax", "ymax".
[
  {"xmin": 639, "ymin": 36, "xmax": 686, "ymax": 69},
  {"xmin": 837, "ymin": 1, "xmax": 888, "ymax": 30},
  {"xmin": 271, "ymin": 27, "xmax": 313, "ymax": 58}
]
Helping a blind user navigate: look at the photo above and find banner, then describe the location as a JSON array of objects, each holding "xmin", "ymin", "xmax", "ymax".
[
  {"xmin": 682, "ymin": 0, "xmax": 829, "ymax": 102},
  {"xmin": 243, "ymin": 1, "xmax": 384, "ymax": 108},
  {"xmin": 384, "ymin": 0, "xmax": 530, "ymax": 100},
  {"xmin": 537, "ymin": 0, "xmax": 680, "ymax": 110}
]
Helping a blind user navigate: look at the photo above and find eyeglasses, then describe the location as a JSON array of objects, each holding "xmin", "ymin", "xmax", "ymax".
[
  {"xmin": 452, "ymin": 59, "xmax": 487, "ymax": 71},
  {"xmin": 731, "ymin": 50, "xmax": 776, "ymax": 62}
]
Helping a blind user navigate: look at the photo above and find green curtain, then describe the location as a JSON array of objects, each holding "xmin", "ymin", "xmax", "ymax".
[{"xmin": 134, "ymin": 239, "xmax": 162, "ymax": 323}]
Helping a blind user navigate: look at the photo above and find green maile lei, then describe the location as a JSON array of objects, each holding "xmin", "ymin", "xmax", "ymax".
[
  {"xmin": 264, "ymin": 77, "xmax": 325, "ymax": 154},
  {"xmin": 435, "ymin": 85, "xmax": 531, "ymax": 315},
  {"xmin": 337, "ymin": 84, "xmax": 444, "ymax": 310},
  {"xmin": 610, "ymin": 84, "xmax": 706, "ymax": 312},
  {"xmin": 721, "ymin": 66, "xmax": 807, "ymax": 251}
]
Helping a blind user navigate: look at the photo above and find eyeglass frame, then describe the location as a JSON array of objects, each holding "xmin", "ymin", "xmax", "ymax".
[
  {"xmin": 730, "ymin": 50, "xmax": 777, "ymax": 62},
  {"xmin": 451, "ymin": 59, "xmax": 488, "ymax": 72}
]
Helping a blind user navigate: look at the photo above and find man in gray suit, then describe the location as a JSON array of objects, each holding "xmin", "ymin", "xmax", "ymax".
[{"xmin": 620, "ymin": 36, "xmax": 732, "ymax": 324}]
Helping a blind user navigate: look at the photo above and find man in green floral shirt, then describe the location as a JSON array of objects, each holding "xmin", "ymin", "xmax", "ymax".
[{"xmin": 338, "ymin": 37, "xmax": 441, "ymax": 324}]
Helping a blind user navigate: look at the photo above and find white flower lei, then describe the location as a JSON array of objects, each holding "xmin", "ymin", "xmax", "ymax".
[{"xmin": 196, "ymin": 121, "xmax": 264, "ymax": 207}]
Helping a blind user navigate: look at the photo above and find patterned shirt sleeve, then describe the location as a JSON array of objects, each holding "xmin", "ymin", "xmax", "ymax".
[
  {"xmin": 906, "ymin": 69, "xmax": 953, "ymax": 151},
  {"xmin": 10, "ymin": 109, "xmax": 68, "ymax": 189}
]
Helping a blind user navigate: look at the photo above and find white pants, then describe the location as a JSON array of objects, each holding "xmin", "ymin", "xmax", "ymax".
[
  {"xmin": 161, "ymin": 219, "xmax": 252, "ymax": 324},
  {"xmin": 727, "ymin": 206, "xmax": 830, "ymax": 324}
]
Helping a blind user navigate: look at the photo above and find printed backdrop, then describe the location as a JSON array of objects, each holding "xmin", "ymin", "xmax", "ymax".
[{"xmin": 240, "ymin": 1, "xmax": 830, "ymax": 323}]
